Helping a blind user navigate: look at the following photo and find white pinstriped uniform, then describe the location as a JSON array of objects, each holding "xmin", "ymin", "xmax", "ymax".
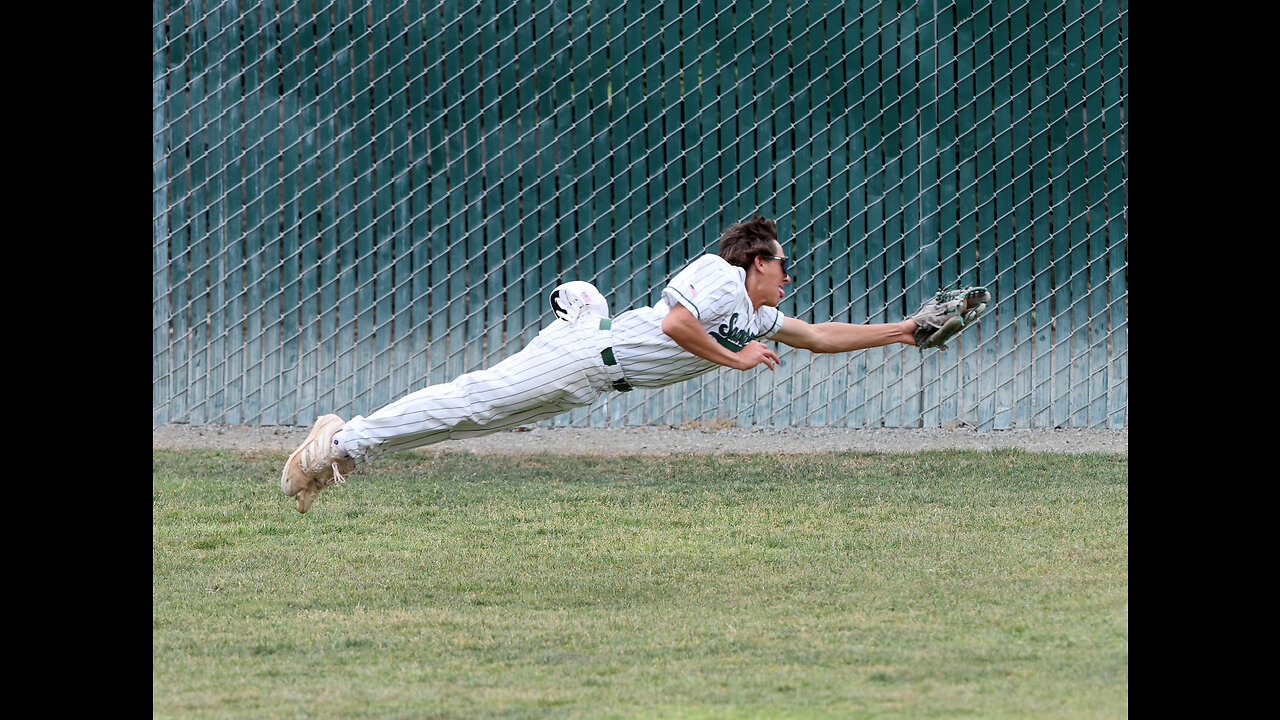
[{"xmin": 335, "ymin": 253, "xmax": 785, "ymax": 464}]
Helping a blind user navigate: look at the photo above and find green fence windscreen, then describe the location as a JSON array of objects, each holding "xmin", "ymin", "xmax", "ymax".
[{"xmin": 153, "ymin": 0, "xmax": 1127, "ymax": 429}]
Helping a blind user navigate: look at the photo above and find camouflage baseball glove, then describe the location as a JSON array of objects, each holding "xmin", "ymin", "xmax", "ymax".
[{"xmin": 910, "ymin": 285, "xmax": 992, "ymax": 352}]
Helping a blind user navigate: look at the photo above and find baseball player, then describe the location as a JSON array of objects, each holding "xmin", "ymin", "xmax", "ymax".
[{"xmin": 281, "ymin": 216, "xmax": 990, "ymax": 512}]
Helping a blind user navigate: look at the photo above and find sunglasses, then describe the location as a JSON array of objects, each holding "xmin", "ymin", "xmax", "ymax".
[{"xmin": 761, "ymin": 255, "xmax": 792, "ymax": 277}]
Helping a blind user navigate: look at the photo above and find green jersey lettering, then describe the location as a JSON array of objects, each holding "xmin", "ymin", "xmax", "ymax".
[{"xmin": 711, "ymin": 312, "xmax": 755, "ymax": 351}]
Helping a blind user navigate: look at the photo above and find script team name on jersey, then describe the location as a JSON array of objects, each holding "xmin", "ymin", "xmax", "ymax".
[{"xmin": 712, "ymin": 312, "xmax": 754, "ymax": 351}]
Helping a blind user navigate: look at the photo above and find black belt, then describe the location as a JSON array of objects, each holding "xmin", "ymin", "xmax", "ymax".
[{"xmin": 598, "ymin": 318, "xmax": 633, "ymax": 392}]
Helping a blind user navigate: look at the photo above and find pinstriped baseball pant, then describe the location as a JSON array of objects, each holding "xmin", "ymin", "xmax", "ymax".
[{"xmin": 334, "ymin": 316, "xmax": 624, "ymax": 465}]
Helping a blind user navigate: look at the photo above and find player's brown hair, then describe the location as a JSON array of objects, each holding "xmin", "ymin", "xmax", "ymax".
[{"xmin": 717, "ymin": 215, "xmax": 779, "ymax": 270}]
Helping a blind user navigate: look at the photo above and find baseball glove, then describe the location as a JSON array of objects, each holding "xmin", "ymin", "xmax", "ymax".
[{"xmin": 910, "ymin": 285, "xmax": 992, "ymax": 352}]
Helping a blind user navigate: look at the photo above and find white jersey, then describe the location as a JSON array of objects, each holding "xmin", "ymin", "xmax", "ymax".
[{"xmin": 610, "ymin": 254, "xmax": 785, "ymax": 388}]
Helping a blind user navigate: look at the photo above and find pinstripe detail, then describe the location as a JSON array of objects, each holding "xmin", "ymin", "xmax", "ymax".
[
  {"xmin": 759, "ymin": 306, "xmax": 784, "ymax": 338},
  {"xmin": 338, "ymin": 319, "xmax": 613, "ymax": 463},
  {"xmin": 610, "ymin": 254, "xmax": 784, "ymax": 389},
  {"xmin": 664, "ymin": 286, "xmax": 700, "ymax": 320}
]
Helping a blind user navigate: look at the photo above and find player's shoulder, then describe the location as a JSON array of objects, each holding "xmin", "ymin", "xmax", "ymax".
[{"xmin": 679, "ymin": 253, "xmax": 744, "ymax": 282}]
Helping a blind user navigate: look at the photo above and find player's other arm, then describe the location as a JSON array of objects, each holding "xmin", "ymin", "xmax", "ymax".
[
  {"xmin": 661, "ymin": 303, "xmax": 781, "ymax": 371},
  {"xmin": 770, "ymin": 316, "xmax": 918, "ymax": 353}
]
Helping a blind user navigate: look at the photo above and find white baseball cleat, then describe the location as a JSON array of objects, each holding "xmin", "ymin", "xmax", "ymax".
[{"xmin": 280, "ymin": 414, "xmax": 355, "ymax": 513}]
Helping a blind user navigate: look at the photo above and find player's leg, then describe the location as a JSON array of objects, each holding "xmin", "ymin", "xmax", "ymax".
[
  {"xmin": 335, "ymin": 330, "xmax": 601, "ymax": 463},
  {"xmin": 281, "ymin": 318, "xmax": 611, "ymax": 512}
]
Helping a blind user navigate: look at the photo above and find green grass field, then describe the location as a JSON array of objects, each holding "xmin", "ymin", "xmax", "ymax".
[{"xmin": 153, "ymin": 448, "xmax": 1127, "ymax": 719}]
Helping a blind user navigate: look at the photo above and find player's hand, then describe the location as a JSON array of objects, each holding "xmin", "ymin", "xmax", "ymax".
[{"xmin": 736, "ymin": 340, "xmax": 781, "ymax": 371}]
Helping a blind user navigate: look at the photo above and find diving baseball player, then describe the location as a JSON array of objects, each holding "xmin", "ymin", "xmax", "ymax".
[{"xmin": 281, "ymin": 216, "xmax": 991, "ymax": 512}]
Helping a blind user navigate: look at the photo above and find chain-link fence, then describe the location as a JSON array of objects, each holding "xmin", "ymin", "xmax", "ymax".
[{"xmin": 152, "ymin": 0, "xmax": 1127, "ymax": 429}]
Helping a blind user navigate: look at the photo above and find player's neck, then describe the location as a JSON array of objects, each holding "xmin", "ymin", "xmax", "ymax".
[{"xmin": 744, "ymin": 272, "xmax": 772, "ymax": 310}]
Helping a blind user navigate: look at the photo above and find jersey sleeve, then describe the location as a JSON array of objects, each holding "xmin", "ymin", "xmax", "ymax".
[
  {"xmin": 756, "ymin": 305, "xmax": 785, "ymax": 339},
  {"xmin": 661, "ymin": 255, "xmax": 742, "ymax": 324}
]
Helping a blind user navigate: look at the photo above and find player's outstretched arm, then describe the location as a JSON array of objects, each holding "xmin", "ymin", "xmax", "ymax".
[
  {"xmin": 662, "ymin": 302, "xmax": 782, "ymax": 371},
  {"xmin": 771, "ymin": 316, "xmax": 918, "ymax": 354}
]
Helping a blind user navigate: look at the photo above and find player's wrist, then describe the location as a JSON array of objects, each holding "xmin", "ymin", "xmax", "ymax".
[
  {"xmin": 901, "ymin": 319, "xmax": 919, "ymax": 345},
  {"xmin": 727, "ymin": 347, "xmax": 752, "ymax": 370}
]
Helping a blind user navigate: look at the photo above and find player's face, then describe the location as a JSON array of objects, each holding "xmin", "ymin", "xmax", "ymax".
[{"xmin": 761, "ymin": 241, "xmax": 792, "ymax": 306}]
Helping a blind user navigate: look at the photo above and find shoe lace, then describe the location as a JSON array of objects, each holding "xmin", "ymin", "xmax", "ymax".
[{"xmin": 328, "ymin": 462, "xmax": 347, "ymax": 486}]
